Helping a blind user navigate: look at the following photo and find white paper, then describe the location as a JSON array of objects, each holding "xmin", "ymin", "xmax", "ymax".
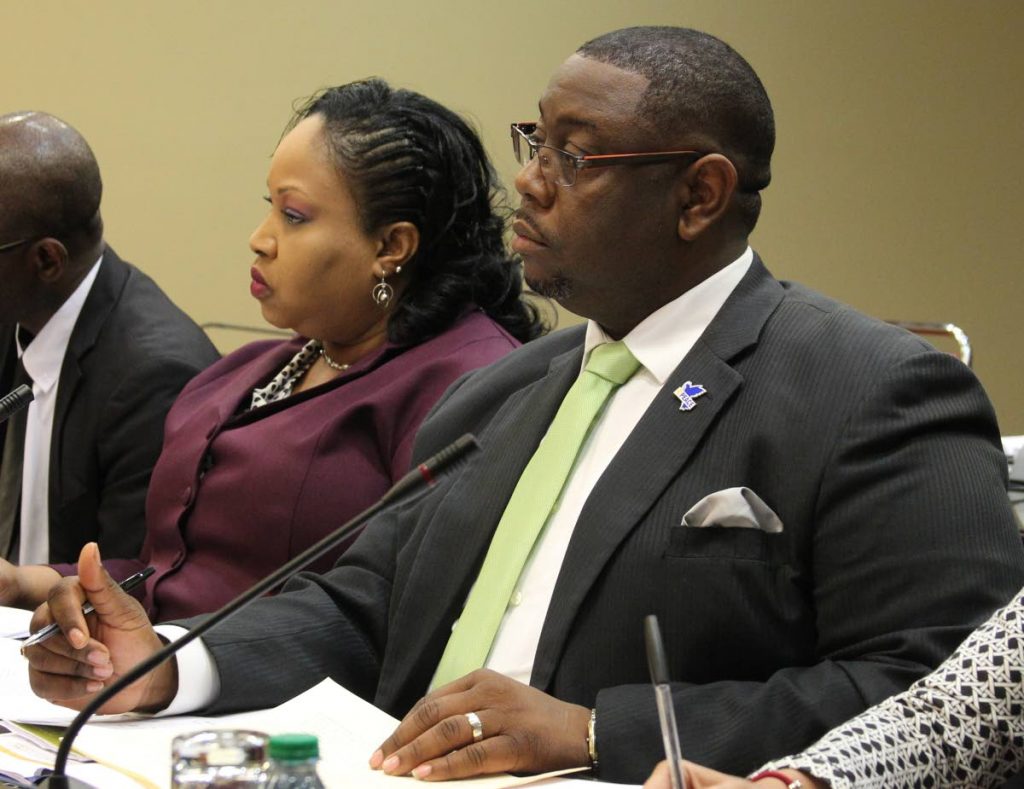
[
  {"xmin": 0, "ymin": 635, "xmax": 636, "ymax": 787},
  {"xmin": 0, "ymin": 606, "xmax": 31, "ymax": 639},
  {"xmin": 0, "ymin": 732, "xmax": 144, "ymax": 789},
  {"xmin": 0, "ymin": 638, "xmax": 146, "ymax": 727},
  {"xmin": 5, "ymin": 675, "xmax": 586, "ymax": 788},
  {"xmin": 0, "ymin": 638, "xmax": 85, "ymax": 724}
]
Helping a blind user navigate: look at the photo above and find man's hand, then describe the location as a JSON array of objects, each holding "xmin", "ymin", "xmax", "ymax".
[
  {"xmin": 22, "ymin": 542, "xmax": 177, "ymax": 714},
  {"xmin": 369, "ymin": 669, "xmax": 591, "ymax": 780},
  {"xmin": 0, "ymin": 558, "xmax": 62, "ymax": 609}
]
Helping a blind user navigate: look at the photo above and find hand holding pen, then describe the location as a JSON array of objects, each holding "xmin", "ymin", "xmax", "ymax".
[
  {"xmin": 21, "ymin": 566, "xmax": 155, "ymax": 649},
  {"xmin": 20, "ymin": 544, "xmax": 173, "ymax": 714}
]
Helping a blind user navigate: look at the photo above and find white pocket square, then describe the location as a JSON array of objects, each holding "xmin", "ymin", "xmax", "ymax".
[{"xmin": 681, "ymin": 487, "xmax": 783, "ymax": 533}]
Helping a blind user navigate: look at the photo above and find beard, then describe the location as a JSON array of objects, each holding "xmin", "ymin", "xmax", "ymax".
[{"xmin": 525, "ymin": 271, "xmax": 573, "ymax": 302}]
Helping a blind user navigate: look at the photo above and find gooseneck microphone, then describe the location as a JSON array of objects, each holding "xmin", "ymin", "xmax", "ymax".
[
  {"xmin": 0, "ymin": 384, "xmax": 33, "ymax": 424},
  {"xmin": 36, "ymin": 434, "xmax": 480, "ymax": 789}
]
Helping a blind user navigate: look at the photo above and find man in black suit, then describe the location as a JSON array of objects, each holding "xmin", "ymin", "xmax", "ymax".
[
  {"xmin": 26, "ymin": 28, "xmax": 1024, "ymax": 784},
  {"xmin": 0, "ymin": 112, "xmax": 218, "ymax": 585}
]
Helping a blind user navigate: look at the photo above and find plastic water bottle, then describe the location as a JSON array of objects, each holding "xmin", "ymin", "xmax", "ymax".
[
  {"xmin": 266, "ymin": 733, "xmax": 325, "ymax": 788},
  {"xmin": 171, "ymin": 729, "xmax": 268, "ymax": 787}
]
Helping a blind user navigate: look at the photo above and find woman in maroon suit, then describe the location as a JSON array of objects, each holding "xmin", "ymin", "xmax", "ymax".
[{"xmin": 1, "ymin": 79, "xmax": 544, "ymax": 619}]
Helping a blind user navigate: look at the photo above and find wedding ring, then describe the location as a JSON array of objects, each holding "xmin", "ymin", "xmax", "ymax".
[{"xmin": 465, "ymin": 711, "xmax": 484, "ymax": 743}]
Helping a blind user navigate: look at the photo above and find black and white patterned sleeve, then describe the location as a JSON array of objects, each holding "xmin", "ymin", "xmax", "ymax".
[{"xmin": 758, "ymin": 588, "xmax": 1024, "ymax": 788}]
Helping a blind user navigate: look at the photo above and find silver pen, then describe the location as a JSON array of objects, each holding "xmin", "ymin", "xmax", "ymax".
[
  {"xmin": 21, "ymin": 567, "xmax": 155, "ymax": 649},
  {"xmin": 644, "ymin": 614, "xmax": 687, "ymax": 789}
]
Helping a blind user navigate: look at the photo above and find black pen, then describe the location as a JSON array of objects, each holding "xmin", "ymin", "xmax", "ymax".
[
  {"xmin": 21, "ymin": 567, "xmax": 156, "ymax": 649},
  {"xmin": 644, "ymin": 614, "xmax": 687, "ymax": 789}
]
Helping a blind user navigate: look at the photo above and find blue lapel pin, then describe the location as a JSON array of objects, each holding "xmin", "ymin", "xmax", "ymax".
[{"xmin": 673, "ymin": 381, "xmax": 706, "ymax": 411}]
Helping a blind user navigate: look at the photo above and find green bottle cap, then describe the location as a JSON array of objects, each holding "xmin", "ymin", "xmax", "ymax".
[{"xmin": 269, "ymin": 733, "xmax": 319, "ymax": 761}]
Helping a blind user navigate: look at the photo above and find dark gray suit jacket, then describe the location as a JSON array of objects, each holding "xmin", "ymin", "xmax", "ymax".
[
  {"xmin": 0, "ymin": 247, "xmax": 219, "ymax": 562},
  {"xmin": 196, "ymin": 258, "xmax": 1024, "ymax": 782}
]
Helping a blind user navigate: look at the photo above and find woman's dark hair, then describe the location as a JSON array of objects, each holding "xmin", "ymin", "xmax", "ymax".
[{"xmin": 289, "ymin": 79, "xmax": 546, "ymax": 345}]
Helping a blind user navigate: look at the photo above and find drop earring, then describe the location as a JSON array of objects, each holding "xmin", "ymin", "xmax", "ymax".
[{"xmin": 371, "ymin": 265, "xmax": 401, "ymax": 309}]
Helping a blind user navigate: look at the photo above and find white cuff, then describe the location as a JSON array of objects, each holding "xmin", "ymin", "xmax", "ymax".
[{"xmin": 151, "ymin": 624, "xmax": 221, "ymax": 716}]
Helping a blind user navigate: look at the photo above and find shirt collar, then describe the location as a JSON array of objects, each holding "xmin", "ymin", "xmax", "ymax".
[
  {"xmin": 583, "ymin": 247, "xmax": 753, "ymax": 384},
  {"xmin": 19, "ymin": 254, "xmax": 104, "ymax": 393}
]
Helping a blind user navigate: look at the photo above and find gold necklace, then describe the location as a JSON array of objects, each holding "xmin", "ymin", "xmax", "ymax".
[{"xmin": 318, "ymin": 343, "xmax": 350, "ymax": 372}]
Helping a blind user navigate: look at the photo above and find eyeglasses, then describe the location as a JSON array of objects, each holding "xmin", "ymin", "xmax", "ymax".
[
  {"xmin": 0, "ymin": 238, "xmax": 31, "ymax": 254},
  {"xmin": 511, "ymin": 122, "xmax": 705, "ymax": 187}
]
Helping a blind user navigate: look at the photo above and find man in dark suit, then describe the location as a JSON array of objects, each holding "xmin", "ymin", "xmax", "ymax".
[
  {"xmin": 0, "ymin": 112, "xmax": 218, "ymax": 584},
  {"xmin": 26, "ymin": 28, "xmax": 1024, "ymax": 784}
]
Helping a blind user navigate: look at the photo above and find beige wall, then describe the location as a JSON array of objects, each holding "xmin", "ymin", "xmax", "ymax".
[{"xmin": 3, "ymin": 0, "xmax": 1022, "ymax": 432}]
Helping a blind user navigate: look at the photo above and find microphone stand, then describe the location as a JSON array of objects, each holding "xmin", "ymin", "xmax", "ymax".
[{"xmin": 36, "ymin": 433, "xmax": 479, "ymax": 788}]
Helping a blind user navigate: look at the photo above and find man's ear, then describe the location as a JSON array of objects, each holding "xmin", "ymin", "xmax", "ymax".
[
  {"xmin": 30, "ymin": 238, "xmax": 70, "ymax": 284},
  {"xmin": 376, "ymin": 221, "xmax": 420, "ymax": 274},
  {"xmin": 676, "ymin": 154, "xmax": 738, "ymax": 242}
]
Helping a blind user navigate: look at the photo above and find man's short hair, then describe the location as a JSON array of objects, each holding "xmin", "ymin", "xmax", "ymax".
[
  {"xmin": 0, "ymin": 112, "xmax": 103, "ymax": 244},
  {"xmin": 578, "ymin": 27, "xmax": 775, "ymax": 231}
]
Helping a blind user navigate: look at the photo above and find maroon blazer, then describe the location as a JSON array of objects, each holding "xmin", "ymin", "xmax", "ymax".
[{"xmin": 58, "ymin": 311, "xmax": 519, "ymax": 621}]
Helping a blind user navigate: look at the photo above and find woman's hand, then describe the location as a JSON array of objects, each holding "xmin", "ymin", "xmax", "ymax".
[
  {"xmin": 0, "ymin": 558, "xmax": 60, "ymax": 609},
  {"xmin": 0, "ymin": 557, "xmax": 19, "ymax": 605},
  {"xmin": 644, "ymin": 760, "xmax": 819, "ymax": 789},
  {"xmin": 22, "ymin": 542, "xmax": 177, "ymax": 714}
]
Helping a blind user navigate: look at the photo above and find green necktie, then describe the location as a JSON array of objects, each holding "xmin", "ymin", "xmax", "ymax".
[{"xmin": 432, "ymin": 341, "xmax": 640, "ymax": 688}]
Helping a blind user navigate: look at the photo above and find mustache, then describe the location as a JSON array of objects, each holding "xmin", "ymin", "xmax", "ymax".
[{"xmin": 513, "ymin": 210, "xmax": 549, "ymax": 245}]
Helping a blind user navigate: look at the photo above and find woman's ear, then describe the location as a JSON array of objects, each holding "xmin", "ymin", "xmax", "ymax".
[
  {"xmin": 376, "ymin": 221, "xmax": 419, "ymax": 275},
  {"xmin": 676, "ymin": 154, "xmax": 738, "ymax": 242}
]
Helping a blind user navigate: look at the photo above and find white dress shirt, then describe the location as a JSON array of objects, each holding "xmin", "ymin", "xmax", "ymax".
[
  {"xmin": 161, "ymin": 248, "xmax": 753, "ymax": 712},
  {"xmin": 17, "ymin": 256, "xmax": 102, "ymax": 565},
  {"xmin": 483, "ymin": 248, "xmax": 753, "ymax": 682}
]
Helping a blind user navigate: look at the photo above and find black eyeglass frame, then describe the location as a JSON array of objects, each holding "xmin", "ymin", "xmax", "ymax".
[
  {"xmin": 511, "ymin": 122, "xmax": 706, "ymax": 187},
  {"xmin": 0, "ymin": 238, "xmax": 32, "ymax": 254}
]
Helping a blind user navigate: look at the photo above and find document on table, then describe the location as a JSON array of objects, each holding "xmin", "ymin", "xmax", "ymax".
[
  {"xmin": 0, "ymin": 606, "xmax": 31, "ymax": 639},
  {"xmin": 1, "ymin": 658, "xmax": 595, "ymax": 789},
  {"xmin": 0, "ymin": 731, "xmax": 144, "ymax": 789},
  {"xmin": 71, "ymin": 678, "xmax": 589, "ymax": 787},
  {"xmin": 0, "ymin": 637, "xmax": 114, "ymax": 725}
]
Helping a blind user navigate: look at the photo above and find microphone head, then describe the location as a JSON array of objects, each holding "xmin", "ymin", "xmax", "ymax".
[
  {"xmin": 411, "ymin": 435, "xmax": 479, "ymax": 491},
  {"xmin": 0, "ymin": 383, "xmax": 33, "ymax": 423},
  {"xmin": 420, "ymin": 434, "xmax": 480, "ymax": 479}
]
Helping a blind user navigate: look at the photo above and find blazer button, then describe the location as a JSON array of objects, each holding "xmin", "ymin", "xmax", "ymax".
[{"xmin": 182, "ymin": 485, "xmax": 193, "ymax": 506}]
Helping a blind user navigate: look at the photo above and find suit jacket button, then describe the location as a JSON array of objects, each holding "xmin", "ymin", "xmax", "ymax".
[{"xmin": 182, "ymin": 485, "xmax": 193, "ymax": 506}]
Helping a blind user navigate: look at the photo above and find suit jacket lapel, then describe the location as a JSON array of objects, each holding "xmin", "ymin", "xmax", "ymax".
[
  {"xmin": 0, "ymin": 326, "xmax": 14, "ymax": 381},
  {"xmin": 51, "ymin": 249, "xmax": 129, "ymax": 477},
  {"xmin": 377, "ymin": 341, "xmax": 585, "ymax": 708},
  {"xmin": 531, "ymin": 258, "xmax": 785, "ymax": 689},
  {"xmin": 0, "ymin": 326, "xmax": 16, "ymax": 455}
]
